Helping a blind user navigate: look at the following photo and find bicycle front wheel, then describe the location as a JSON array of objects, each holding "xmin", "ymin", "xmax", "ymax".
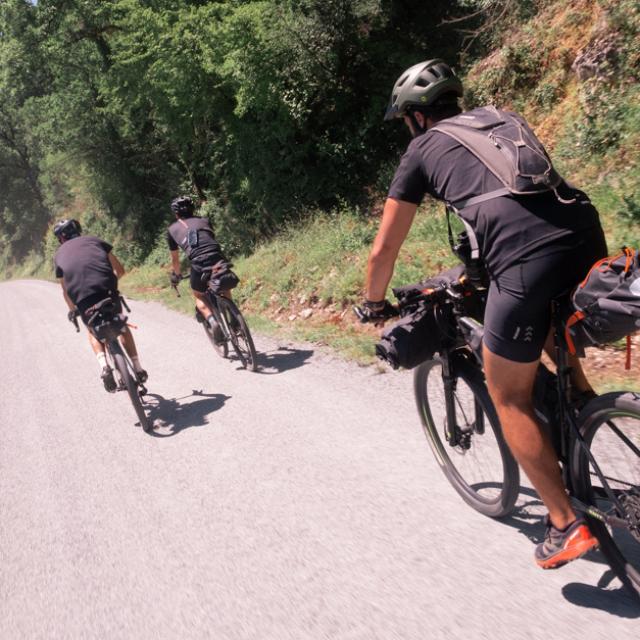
[
  {"xmin": 571, "ymin": 392, "xmax": 640, "ymax": 599},
  {"xmin": 217, "ymin": 297, "xmax": 258, "ymax": 371},
  {"xmin": 414, "ymin": 355, "xmax": 519, "ymax": 517},
  {"xmin": 111, "ymin": 343, "xmax": 152, "ymax": 433}
]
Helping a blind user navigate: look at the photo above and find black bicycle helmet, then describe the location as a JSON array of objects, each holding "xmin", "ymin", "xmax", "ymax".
[
  {"xmin": 384, "ymin": 59, "xmax": 463, "ymax": 121},
  {"xmin": 53, "ymin": 219, "xmax": 82, "ymax": 242},
  {"xmin": 171, "ymin": 196, "xmax": 195, "ymax": 217}
]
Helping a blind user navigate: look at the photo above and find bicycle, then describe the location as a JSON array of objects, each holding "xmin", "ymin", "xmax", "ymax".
[
  {"xmin": 70, "ymin": 296, "xmax": 153, "ymax": 433},
  {"xmin": 171, "ymin": 272, "xmax": 258, "ymax": 372},
  {"xmin": 359, "ymin": 270, "xmax": 640, "ymax": 599}
]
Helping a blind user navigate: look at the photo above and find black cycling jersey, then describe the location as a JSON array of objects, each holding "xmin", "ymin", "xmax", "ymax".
[
  {"xmin": 54, "ymin": 236, "xmax": 118, "ymax": 306},
  {"xmin": 388, "ymin": 124, "xmax": 602, "ymax": 276},
  {"xmin": 387, "ymin": 110, "xmax": 608, "ymax": 362},
  {"xmin": 167, "ymin": 215, "xmax": 219, "ymax": 263}
]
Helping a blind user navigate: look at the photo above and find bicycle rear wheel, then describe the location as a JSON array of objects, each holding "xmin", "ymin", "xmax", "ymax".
[
  {"xmin": 110, "ymin": 342, "xmax": 152, "ymax": 433},
  {"xmin": 571, "ymin": 392, "xmax": 640, "ymax": 599},
  {"xmin": 217, "ymin": 297, "xmax": 258, "ymax": 371},
  {"xmin": 414, "ymin": 354, "xmax": 519, "ymax": 517},
  {"xmin": 202, "ymin": 307, "xmax": 228, "ymax": 359}
]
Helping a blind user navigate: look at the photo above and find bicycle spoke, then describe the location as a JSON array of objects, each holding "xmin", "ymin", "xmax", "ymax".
[
  {"xmin": 589, "ymin": 472, "xmax": 637, "ymax": 490},
  {"xmin": 605, "ymin": 419, "xmax": 640, "ymax": 458}
]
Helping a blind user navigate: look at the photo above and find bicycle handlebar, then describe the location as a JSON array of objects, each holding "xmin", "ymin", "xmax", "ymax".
[
  {"xmin": 68, "ymin": 309, "xmax": 80, "ymax": 332},
  {"xmin": 353, "ymin": 302, "xmax": 400, "ymax": 324},
  {"xmin": 170, "ymin": 272, "xmax": 187, "ymax": 297}
]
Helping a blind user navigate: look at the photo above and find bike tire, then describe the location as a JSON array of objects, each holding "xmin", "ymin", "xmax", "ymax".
[
  {"xmin": 571, "ymin": 392, "xmax": 640, "ymax": 599},
  {"xmin": 414, "ymin": 354, "xmax": 519, "ymax": 518},
  {"xmin": 217, "ymin": 297, "xmax": 258, "ymax": 371},
  {"xmin": 111, "ymin": 343, "xmax": 152, "ymax": 433},
  {"xmin": 203, "ymin": 307, "xmax": 229, "ymax": 359}
]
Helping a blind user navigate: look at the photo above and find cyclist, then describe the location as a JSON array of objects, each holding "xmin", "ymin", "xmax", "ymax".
[
  {"xmin": 167, "ymin": 196, "xmax": 237, "ymax": 342},
  {"xmin": 362, "ymin": 59, "xmax": 607, "ymax": 569},
  {"xmin": 53, "ymin": 219, "xmax": 147, "ymax": 392}
]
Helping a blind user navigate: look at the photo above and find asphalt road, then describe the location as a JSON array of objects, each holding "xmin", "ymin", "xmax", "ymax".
[{"xmin": 1, "ymin": 279, "xmax": 638, "ymax": 639}]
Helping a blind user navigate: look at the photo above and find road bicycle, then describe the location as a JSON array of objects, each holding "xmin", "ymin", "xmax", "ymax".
[
  {"xmin": 70, "ymin": 296, "xmax": 153, "ymax": 433},
  {"xmin": 172, "ymin": 272, "xmax": 258, "ymax": 371},
  {"xmin": 364, "ymin": 270, "xmax": 640, "ymax": 598}
]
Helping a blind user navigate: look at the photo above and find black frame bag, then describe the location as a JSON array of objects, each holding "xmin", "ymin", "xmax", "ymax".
[{"xmin": 565, "ymin": 247, "xmax": 640, "ymax": 355}]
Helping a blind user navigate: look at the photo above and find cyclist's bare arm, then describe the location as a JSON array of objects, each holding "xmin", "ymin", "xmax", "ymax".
[
  {"xmin": 170, "ymin": 249, "xmax": 181, "ymax": 275},
  {"xmin": 108, "ymin": 252, "xmax": 125, "ymax": 279},
  {"xmin": 365, "ymin": 198, "xmax": 417, "ymax": 301}
]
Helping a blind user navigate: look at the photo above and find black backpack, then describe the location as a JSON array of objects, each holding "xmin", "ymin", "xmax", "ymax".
[
  {"xmin": 432, "ymin": 105, "xmax": 563, "ymax": 210},
  {"xmin": 565, "ymin": 247, "xmax": 640, "ymax": 361},
  {"xmin": 432, "ymin": 106, "xmax": 571, "ymax": 262}
]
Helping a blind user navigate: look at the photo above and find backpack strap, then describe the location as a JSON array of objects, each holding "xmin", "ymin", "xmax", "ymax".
[
  {"xmin": 449, "ymin": 187, "xmax": 512, "ymax": 211},
  {"xmin": 446, "ymin": 206, "xmax": 481, "ymax": 260}
]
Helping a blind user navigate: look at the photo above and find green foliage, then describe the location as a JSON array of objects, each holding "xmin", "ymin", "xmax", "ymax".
[
  {"xmin": 602, "ymin": 0, "xmax": 640, "ymax": 78},
  {"xmin": 465, "ymin": 37, "xmax": 557, "ymax": 111},
  {"xmin": 237, "ymin": 206, "xmax": 378, "ymax": 306},
  {"xmin": 614, "ymin": 191, "xmax": 640, "ymax": 248},
  {"xmin": 0, "ymin": 0, "xmax": 474, "ymax": 271}
]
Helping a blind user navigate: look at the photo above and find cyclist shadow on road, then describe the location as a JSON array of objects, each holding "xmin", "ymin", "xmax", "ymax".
[
  {"xmin": 143, "ymin": 390, "xmax": 230, "ymax": 437},
  {"xmin": 500, "ymin": 486, "xmax": 640, "ymax": 616},
  {"xmin": 254, "ymin": 346, "xmax": 314, "ymax": 374}
]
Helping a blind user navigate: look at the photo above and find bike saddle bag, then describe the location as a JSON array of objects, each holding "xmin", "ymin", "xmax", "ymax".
[
  {"xmin": 565, "ymin": 247, "xmax": 640, "ymax": 355},
  {"xmin": 205, "ymin": 259, "xmax": 240, "ymax": 293},
  {"xmin": 85, "ymin": 298, "xmax": 127, "ymax": 340}
]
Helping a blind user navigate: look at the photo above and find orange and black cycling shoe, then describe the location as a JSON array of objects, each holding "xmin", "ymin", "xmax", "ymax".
[{"xmin": 535, "ymin": 516, "xmax": 599, "ymax": 569}]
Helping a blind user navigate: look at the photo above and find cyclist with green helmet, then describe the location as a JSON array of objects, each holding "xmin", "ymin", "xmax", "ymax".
[{"xmin": 362, "ymin": 59, "xmax": 607, "ymax": 569}]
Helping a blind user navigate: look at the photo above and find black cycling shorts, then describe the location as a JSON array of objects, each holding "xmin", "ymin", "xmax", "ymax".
[
  {"xmin": 190, "ymin": 263, "xmax": 212, "ymax": 293},
  {"xmin": 190, "ymin": 251, "xmax": 228, "ymax": 293},
  {"xmin": 77, "ymin": 291, "xmax": 122, "ymax": 326},
  {"xmin": 483, "ymin": 226, "xmax": 607, "ymax": 363}
]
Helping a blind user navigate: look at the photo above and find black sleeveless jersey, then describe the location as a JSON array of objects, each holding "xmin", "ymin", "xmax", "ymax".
[{"xmin": 167, "ymin": 215, "xmax": 219, "ymax": 263}]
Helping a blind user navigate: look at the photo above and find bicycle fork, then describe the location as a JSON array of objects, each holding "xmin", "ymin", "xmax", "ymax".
[{"xmin": 441, "ymin": 355, "xmax": 484, "ymax": 448}]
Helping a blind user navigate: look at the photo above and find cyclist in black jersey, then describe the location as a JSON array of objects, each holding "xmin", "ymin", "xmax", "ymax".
[
  {"xmin": 53, "ymin": 219, "xmax": 147, "ymax": 392},
  {"xmin": 167, "ymin": 196, "xmax": 236, "ymax": 343},
  {"xmin": 363, "ymin": 59, "xmax": 606, "ymax": 569}
]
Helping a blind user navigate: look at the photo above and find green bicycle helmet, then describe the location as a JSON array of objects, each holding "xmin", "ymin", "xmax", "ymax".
[{"xmin": 384, "ymin": 59, "xmax": 463, "ymax": 121}]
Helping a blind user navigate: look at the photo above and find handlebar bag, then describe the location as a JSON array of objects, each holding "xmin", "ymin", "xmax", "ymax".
[
  {"xmin": 375, "ymin": 302, "xmax": 441, "ymax": 370},
  {"xmin": 376, "ymin": 265, "xmax": 466, "ymax": 370}
]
